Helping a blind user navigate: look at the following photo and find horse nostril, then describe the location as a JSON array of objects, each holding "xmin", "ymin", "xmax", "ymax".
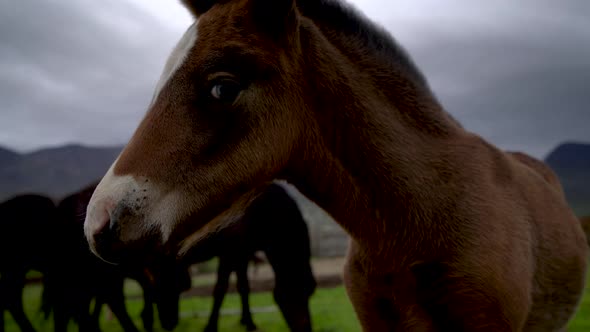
[
  {"xmin": 93, "ymin": 219, "xmax": 117, "ymax": 252},
  {"xmin": 94, "ymin": 201, "xmax": 137, "ymax": 246},
  {"xmin": 94, "ymin": 220, "xmax": 112, "ymax": 240}
]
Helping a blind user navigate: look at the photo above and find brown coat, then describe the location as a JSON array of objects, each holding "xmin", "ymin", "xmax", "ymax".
[{"xmin": 83, "ymin": 0, "xmax": 589, "ymax": 331}]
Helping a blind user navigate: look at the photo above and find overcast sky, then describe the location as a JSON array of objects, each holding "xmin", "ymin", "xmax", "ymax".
[{"xmin": 0, "ymin": 0, "xmax": 588, "ymax": 158}]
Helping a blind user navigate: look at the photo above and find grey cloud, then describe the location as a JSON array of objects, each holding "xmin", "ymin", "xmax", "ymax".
[
  {"xmin": 386, "ymin": 0, "xmax": 590, "ymax": 158},
  {"xmin": 0, "ymin": 0, "xmax": 588, "ymax": 159},
  {"xmin": 0, "ymin": 0, "xmax": 184, "ymax": 151}
]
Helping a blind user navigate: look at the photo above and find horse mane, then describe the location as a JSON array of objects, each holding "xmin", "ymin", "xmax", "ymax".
[
  {"xmin": 181, "ymin": 0, "xmax": 427, "ymax": 88},
  {"xmin": 298, "ymin": 0, "xmax": 428, "ymax": 88},
  {"xmin": 298, "ymin": 0, "xmax": 463, "ymax": 135}
]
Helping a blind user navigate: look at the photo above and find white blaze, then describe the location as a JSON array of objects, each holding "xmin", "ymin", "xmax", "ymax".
[
  {"xmin": 151, "ymin": 21, "xmax": 199, "ymax": 104},
  {"xmin": 84, "ymin": 21, "xmax": 201, "ymax": 254}
]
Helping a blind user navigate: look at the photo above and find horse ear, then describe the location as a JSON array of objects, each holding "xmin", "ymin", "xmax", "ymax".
[
  {"xmin": 180, "ymin": 0, "xmax": 218, "ymax": 18},
  {"xmin": 251, "ymin": 0, "xmax": 297, "ymax": 36}
]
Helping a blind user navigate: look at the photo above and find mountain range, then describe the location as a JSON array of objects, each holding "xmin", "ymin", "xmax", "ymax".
[
  {"xmin": 0, "ymin": 144, "xmax": 121, "ymax": 202},
  {"xmin": 544, "ymin": 142, "xmax": 590, "ymax": 215},
  {"xmin": 0, "ymin": 142, "xmax": 588, "ymax": 215}
]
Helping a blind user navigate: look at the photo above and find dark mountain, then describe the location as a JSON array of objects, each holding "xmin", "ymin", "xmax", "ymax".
[
  {"xmin": 0, "ymin": 141, "xmax": 588, "ymax": 217},
  {"xmin": 545, "ymin": 143, "xmax": 590, "ymax": 171},
  {"xmin": 0, "ymin": 147, "xmax": 19, "ymax": 165},
  {"xmin": 544, "ymin": 142, "xmax": 590, "ymax": 216},
  {"xmin": 0, "ymin": 144, "xmax": 122, "ymax": 202}
]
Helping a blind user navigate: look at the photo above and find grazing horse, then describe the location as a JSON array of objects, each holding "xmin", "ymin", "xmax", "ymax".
[
  {"xmin": 54, "ymin": 182, "xmax": 313, "ymax": 332},
  {"xmin": 43, "ymin": 183, "xmax": 138, "ymax": 332},
  {"xmin": 42, "ymin": 183, "xmax": 182, "ymax": 332},
  {"xmin": 163, "ymin": 182, "xmax": 315, "ymax": 332},
  {"xmin": 83, "ymin": 0, "xmax": 589, "ymax": 331},
  {"xmin": 42, "ymin": 185, "xmax": 151, "ymax": 332},
  {"xmin": 0, "ymin": 194, "xmax": 57, "ymax": 332}
]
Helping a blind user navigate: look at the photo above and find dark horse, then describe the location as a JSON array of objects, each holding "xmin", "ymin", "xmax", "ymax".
[
  {"xmin": 84, "ymin": 0, "xmax": 589, "ymax": 330},
  {"xmin": 42, "ymin": 183, "xmax": 191, "ymax": 332},
  {"xmin": 0, "ymin": 194, "xmax": 57, "ymax": 332},
  {"xmin": 165, "ymin": 182, "xmax": 316, "ymax": 332},
  {"xmin": 49, "ymin": 182, "xmax": 314, "ymax": 332}
]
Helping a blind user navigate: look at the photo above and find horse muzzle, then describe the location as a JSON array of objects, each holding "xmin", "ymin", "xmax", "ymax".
[{"xmin": 85, "ymin": 199, "xmax": 157, "ymax": 264}]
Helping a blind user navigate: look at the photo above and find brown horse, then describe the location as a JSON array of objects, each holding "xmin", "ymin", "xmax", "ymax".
[{"xmin": 83, "ymin": 0, "xmax": 588, "ymax": 331}]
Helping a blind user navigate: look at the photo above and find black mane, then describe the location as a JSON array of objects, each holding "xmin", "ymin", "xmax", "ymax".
[{"xmin": 298, "ymin": 0, "xmax": 428, "ymax": 87}]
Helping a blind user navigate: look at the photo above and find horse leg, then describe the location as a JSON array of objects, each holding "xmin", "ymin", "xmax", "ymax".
[
  {"xmin": 108, "ymin": 299, "xmax": 139, "ymax": 332},
  {"xmin": 138, "ymin": 276, "xmax": 154, "ymax": 332},
  {"xmin": 204, "ymin": 258, "xmax": 232, "ymax": 332},
  {"xmin": 89, "ymin": 296, "xmax": 105, "ymax": 332},
  {"xmin": 4, "ymin": 274, "xmax": 36, "ymax": 332},
  {"xmin": 68, "ymin": 292, "xmax": 99, "ymax": 332},
  {"xmin": 0, "ymin": 285, "xmax": 5, "ymax": 332},
  {"xmin": 272, "ymin": 277, "xmax": 313, "ymax": 332},
  {"xmin": 52, "ymin": 305, "xmax": 68, "ymax": 332},
  {"xmin": 7, "ymin": 296, "xmax": 36, "ymax": 332},
  {"xmin": 0, "ymin": 275, "xmax": 8, "ymax": 332},
  {"xmin": 273, "ymin": 278, "xmax": 311, "ymax": 332},
  {"xmin": 105, "ymin": 282, "xmax": 140, "ymax": 332},
  {"xmin": 236, "ymin": 259, "xmax": 256, "ymax": 331},
  {"xmin": 264, "ymin": 250, "xmax": 315, "ymax": 332},
  {"xmin": 0, "ymin": 304, "xmax": 5, "ymax": 332}
]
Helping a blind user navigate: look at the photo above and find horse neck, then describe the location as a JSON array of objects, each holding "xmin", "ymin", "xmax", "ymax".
[{"xmin": 288, "ymin": 22, "xmax": 464, "ymax": 258}]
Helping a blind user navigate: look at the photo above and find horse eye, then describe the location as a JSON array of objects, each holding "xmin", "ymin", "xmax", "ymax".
[{"xmin": 210, "ymin": 79, "xmax": 242, "ymax": 103}]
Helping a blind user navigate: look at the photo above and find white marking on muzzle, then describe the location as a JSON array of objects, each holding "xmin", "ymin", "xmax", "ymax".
[
  {"xmin": 84, "ymin": 159, "xmax": 142, "ymax": 240},
  {"xmin": 85, "ymin": 161, "xmax": 147, "ymax": 237},
  {"xmin": 150, "ymin": 21, "xmax": 199, "ymax": 105},
  {"xmin": 84, "ymin": 158, "xmax": 188, "ymax": 249}
]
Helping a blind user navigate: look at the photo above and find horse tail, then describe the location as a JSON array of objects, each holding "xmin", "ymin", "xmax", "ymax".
[{"xmin": 579, "ymin": 216, "xmax": 590, "ymax": 247}]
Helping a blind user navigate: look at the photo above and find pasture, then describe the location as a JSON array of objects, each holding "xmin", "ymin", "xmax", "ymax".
[
  {"xmin": 5, "ymin": 276, "xmax": 358, "ymax": 332},
  {"xmin": 4, "ymin": 262, "xmax": 590, "ymax": 332}
]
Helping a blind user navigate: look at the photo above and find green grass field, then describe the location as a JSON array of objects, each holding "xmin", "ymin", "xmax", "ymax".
[{"xmin": 4, "ymin": 277, "xmax": 590, "ymax": 332}]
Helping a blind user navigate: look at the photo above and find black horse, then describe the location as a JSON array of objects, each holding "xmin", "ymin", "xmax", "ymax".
[
  {"xmin": 41, "ymin": 183, "xmax": 191, "ymax": 332},
  {"xmin": 0, "ymin": 194, "xmax": 57, "ymax": 332},
  {"xmin": 167, "ymin": 183, "xmax": 317, "ymax": 332},
  {"xmin": 44, "ymin": 182, "xmax": 315, "ymax": 332},
  {"xmin": 0, "ymin": 190, "xmax": 188, "ymax": 332}
]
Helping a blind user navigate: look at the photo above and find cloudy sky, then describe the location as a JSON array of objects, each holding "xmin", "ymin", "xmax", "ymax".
[{"xmin": 0, "ymin": 0, "xmax": 588, "ymax": 158}]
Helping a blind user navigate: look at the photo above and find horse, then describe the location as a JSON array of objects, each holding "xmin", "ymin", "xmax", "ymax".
[
  {"xmin": 0, "ymin": 192, "xmax": 157, "ymax": 332},
  {"xmin": 41, "ymin": 183, "xmax": 181, "ymax": 332},
  {"xmin": 0, "ymin": 194, "xmax": 57, "ymax": 332},
  {"xmin": 160, "ymin": 182, "xmax": 316, "ymax": 332},
  {"xmin": 42, "ymin": 182, "xmax": 137, "ymax": 332},
  {"xmin": 83, "ymin": 0, "xmax": 589, "ymax": 330},
  {"xmin": 62, "ymin": 181, "xmax": 313, "ymax": 332}
]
